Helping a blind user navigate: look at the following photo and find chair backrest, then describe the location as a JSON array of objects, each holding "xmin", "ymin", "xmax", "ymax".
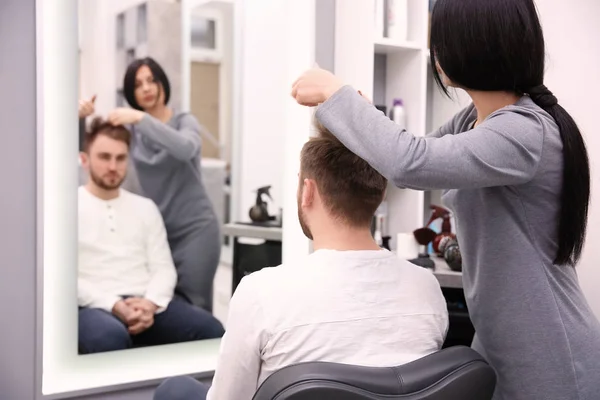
[{"xmin": 252, "ymin": 346, "xmax": 496, "ymax": 400}]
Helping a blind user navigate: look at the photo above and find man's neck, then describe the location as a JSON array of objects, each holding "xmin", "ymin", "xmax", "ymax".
[
  {"xmin": 467, "ymin": 90, "xmax": 521, "ymax": 127},
  {"xmin": 312, "ymin": 226, "xmax": 382, "ymax": 252},
  {"xmin": 85, "ymin": 182, "xmax": 119, "ymax": 201}
]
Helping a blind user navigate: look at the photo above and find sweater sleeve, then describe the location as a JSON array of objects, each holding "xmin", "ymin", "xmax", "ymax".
[
  {"xmin": 315, "ymin": 85, "xmax": 544, "ymax": 191},
  {"xmin": 135, "ymin": 113, "xmax": 202, "ymax": 161},
  {"xmin": 425, "ymin": 103, "xmax": 475, "ymax": 139}
]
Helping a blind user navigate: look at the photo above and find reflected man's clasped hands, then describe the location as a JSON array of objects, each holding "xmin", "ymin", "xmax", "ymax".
[{"xmin": 112, "ymin": 298, "xmax": 159, "ymax": 335}]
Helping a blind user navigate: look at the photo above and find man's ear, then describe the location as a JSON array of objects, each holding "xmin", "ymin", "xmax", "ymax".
[
  {"xmin": 79, "ymin": 152, "xmax": 89, "ymax": 169},
  {"xmin": 301, "ymin": 178, "xmax": 316, "ymax": 208}
]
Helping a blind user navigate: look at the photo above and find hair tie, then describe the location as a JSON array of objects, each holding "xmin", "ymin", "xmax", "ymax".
[{"xmin": 528, "ymin": 84, "xmax": 558, "ymax": 107}]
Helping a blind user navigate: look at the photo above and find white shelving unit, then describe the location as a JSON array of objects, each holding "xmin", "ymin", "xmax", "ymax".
[{"xmin": 350, "ymin": 0, "xmax": 472, "ymax": 250}]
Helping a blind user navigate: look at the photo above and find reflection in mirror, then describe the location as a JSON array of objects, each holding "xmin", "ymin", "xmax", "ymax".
[{"xmin": 76, "ymin": 0, "xmax": 234, "ymax": 355}]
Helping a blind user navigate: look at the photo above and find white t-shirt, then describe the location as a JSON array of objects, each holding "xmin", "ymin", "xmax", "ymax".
[
  {"xmin": 208, "ymin": 248, "xmax": 449, "ymax": 400},
  {"xmin": 77, "ymin": 186, "xmax": 177, "ymax": 312}
]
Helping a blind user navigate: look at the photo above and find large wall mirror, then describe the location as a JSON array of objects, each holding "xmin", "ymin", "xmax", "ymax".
[{"xmin": 41, "ymin": 0, "xmax": 239, "ymax": 395}]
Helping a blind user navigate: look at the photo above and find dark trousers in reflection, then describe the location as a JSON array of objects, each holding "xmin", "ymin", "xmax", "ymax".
[
  {"xmin": 154, "ymin": 376, "xmax": 209, "ymax": 400},
  {"xmin": 78, "ymin": 297, "xmax": 225, "ymax": 354}
]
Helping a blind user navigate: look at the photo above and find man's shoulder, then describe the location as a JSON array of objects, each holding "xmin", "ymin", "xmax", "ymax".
[
  {"xmin": 234, "ymin": 260, "xmax": 306, "ymax": 301},
  {"xmin": 120, "ymin": 189, "xmax": 158, "ymax": 209},
  {"xmin": 239, "ymin": 263, "xmax": 292, "ymax": 289}
]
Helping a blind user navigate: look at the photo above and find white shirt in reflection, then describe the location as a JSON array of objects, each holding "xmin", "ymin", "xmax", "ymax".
[
  {"xmin": 77, "ymin": 186, "xmax": 177, "ymax": 313},
  {"xmin": 207, "ymin": 249, "xmax": 449, "ymax": 400}
]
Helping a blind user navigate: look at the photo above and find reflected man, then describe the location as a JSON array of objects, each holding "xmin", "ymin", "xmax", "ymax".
[{"xmin": 78, "ymin": 117, "xmax": 224, "ymax": 354}]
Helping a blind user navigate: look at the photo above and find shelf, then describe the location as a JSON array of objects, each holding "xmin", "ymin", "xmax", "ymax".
[{"xmin": 374, "ymin": 37, "xmax": 423, "ymax": 54}]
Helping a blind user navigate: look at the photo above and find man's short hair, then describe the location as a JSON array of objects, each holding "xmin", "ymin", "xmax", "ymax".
[
  {"xmin": 300, "ymin": 121, "xmax": 387, "ymax": 227},
  {"xmin": 83, "ymin": 117, "xmax": 131, "ymax": 153}
]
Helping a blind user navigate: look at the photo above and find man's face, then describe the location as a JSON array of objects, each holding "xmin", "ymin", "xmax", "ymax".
[
  {"xmin": 82, "ymin": 135, "xmax": 128, "ymax": 190},
  {"xmin": 297, "ymin": 173, "xmax": 313, "ymax": 240}
]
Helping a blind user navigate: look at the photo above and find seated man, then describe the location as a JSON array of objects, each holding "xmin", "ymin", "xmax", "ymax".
[
  {"xmin": 78, "ymin": 117, "xmax": 225, "ymax": 354},
  {"xmin": 154, "ymin": 122, "xmax": 449, "ymax": 399}
]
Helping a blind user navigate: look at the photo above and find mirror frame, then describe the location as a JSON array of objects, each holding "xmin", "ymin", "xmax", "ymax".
[{"xmin": 36, "ymin": 0, "xmax": 240, "ymax": 396}]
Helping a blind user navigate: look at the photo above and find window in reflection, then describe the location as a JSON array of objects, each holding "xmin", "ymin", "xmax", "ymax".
[
  {"xmin": 116, "ymin": 12, "xmax": 125, "ymax": 49},
  {"xmin": 191, "ymin": 17, "xmax": 216, "ymax": 49},
  {"xmin": 137, "ymin": 4, "xmax": 147, "ymax": 44}
]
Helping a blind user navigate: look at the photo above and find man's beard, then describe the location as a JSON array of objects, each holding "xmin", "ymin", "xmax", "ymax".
[
  {"xmin": 297, "ymin": 194, "xmax": 313, "ymax": 240},
  {"xmin": 89, "ymin": 168, "xmax": 125, "ymax": 190}
]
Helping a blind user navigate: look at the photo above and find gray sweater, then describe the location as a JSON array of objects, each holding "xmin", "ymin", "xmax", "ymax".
[
  {"xmin": 127, "ymin": 113, "xmax": 220, "ymax": 309},
  {"xmin": 316, "ymin": 86, "xmax": 600, "ymax": 400}
]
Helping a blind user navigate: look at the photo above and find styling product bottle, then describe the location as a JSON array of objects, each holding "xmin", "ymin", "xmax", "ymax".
[
  {"xmin": 375, "ymin": 0, "xmax": 385, "ymax": 39},
  {"xmin": 373, "ymin": 201, "xmax": 388, "ymax": 247},
  {"xmin": 387, "ymin": 0, "xmax": 408, "ymax": 41},
  {"xmin": 391, "ymin": 98, "xmax": 406, "ymax": 130}
]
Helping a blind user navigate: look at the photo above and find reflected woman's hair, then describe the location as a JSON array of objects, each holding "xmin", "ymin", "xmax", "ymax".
[{"xmin": 123, "ymin": 57, "xmax": 171, "ymax": 110}]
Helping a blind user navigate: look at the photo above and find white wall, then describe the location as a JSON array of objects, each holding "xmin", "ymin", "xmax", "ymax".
[
  {"xmin": 235, "ymin": 0, "xmax": 289, "ymax": 221},
  {"xmin": 536, "ymin": 0, "xmax": 600, "ymax": 317}
]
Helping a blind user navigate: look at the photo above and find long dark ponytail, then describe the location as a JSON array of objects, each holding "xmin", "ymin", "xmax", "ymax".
[
  {"xmin": 527, "ymin": 86, "xmax": 590, "ymax": 265},
  {"xmin": 430, "ymin": 0, "xmax": 590, "ymax": 265}
]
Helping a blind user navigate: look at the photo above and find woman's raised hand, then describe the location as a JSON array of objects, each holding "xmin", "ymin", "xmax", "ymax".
[
  {"xmin": 78, "ymin": 94, "xmax": 96, "ymax": 119},
  {"xmin": 291, "ymin": 67, "xmax": 344, "ymax": 107},
  {"xmin": 108, "ymin": 107, "xmax": 145, "ymax": 126}
]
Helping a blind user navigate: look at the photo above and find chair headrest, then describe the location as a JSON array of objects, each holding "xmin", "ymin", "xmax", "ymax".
[{"xmin": 253, "ymin": 346, "xmax": 496, "ymax": 400}]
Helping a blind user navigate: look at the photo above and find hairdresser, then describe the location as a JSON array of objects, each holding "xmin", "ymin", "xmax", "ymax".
[
  {"xmin": 102, "ymin": 57, "xmax": 220, "ymax": 313},
  {"xmin": 291, "ymin": 1, "xmax": 600, "ymax": 399}
]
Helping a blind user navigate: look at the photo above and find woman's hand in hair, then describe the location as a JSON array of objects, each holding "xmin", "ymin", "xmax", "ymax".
[
  {"xmin": 291, "ymin": 67, "xmax": 344, "ymax": 107},
  {"xmin": 78, "ymin": 94, "xmax": 96, "ymax": 119},
  {"xmin": 108, "ymin": 107, "xmax": 145, "ymax": 126}
]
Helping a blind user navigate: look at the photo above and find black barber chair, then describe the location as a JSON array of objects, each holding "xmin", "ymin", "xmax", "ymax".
[{"xmin": 252, "ymin": 346, "xmax": 496, "ymax": 400}]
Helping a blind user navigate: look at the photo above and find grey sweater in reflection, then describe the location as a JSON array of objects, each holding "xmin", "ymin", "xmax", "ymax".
[
  {"xmin": 316, "ymin": 86, "xmax": 600, "ymax": 400},
  {"xmin": 125, "ymin": 113, "xmax": 220, "ymax": 309},
  {"xmin": 127, "ymin": 113, "xmax": 218, "ymax": 237}
]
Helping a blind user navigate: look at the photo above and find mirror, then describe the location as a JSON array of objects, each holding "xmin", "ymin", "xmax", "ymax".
[{"xmin": 77, "ymin": 0, "xmax": 235, "ymax": 355}]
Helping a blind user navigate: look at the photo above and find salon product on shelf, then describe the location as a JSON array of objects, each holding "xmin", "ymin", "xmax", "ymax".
[
  {"xmin": 391, "ymin": 98, "xmax": 406, "ymax": 130},
  {"xmin": 375, "ymin": 0, "xmax": 385, "ymax": 38},
  {"xmin": 396, "ymin": 232, "xmax": 419, "ymax": 260},
  {"xmin": 426, "ymin": 205, "xmax": 456, "ymax": 256},
  {"xmin": 439, "ymin": 237, "xmax": 462, "ymax": 272},
  {"xmin": 408, "ymin": 227, "xmax": 436, "ymax": 269},
  {"xmin": 387, "ymin": 0, "xmax": 408, "ymax": 41},
  {"xmin": 373, "ymin": 201, "xmax": 388, "ymax": 248},
  {"xmin": 381, "ymin": 236, "xmax": 391, "ymax": 251},
  {"xmin": 249, "ymin": 185, "xmax": 274, "ymax": 223}
]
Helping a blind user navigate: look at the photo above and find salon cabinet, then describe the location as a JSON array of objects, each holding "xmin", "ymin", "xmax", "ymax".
[{"xmin": 223, "ymin": 222, "xmax": 283, "ymax": 294}]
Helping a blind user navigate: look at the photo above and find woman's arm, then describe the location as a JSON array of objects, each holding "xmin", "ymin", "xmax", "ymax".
[
  {"xmin": 316, "ymin": 86, "xmax": 544, "ymax": 191},
  {"xmin": 425, "ymin": 103, "xmax": 476, "ymax": 139},
  {"xmin": 135, "ymin": 113, "xmax": 202, "ymax": 161}
]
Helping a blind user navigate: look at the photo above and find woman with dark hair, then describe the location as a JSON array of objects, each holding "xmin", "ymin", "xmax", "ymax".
[
  {"xmin": 106, "ymin": 57, "xmax": 221, "ymax": 314},
  {"xmin": 292, "ymin": 0, "xmax": 600, "ymax": 399}
]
